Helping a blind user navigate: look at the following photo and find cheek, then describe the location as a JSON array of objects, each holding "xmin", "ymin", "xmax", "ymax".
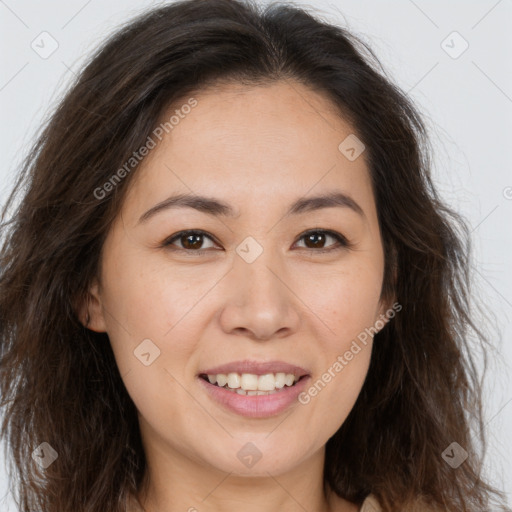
[
  {"xmin": 293, "ymin": 261, "xmax": 382, "ymax": 422},
  {"xmin": 296, "ymin": 262, "xmax": 383, "ymax": 343},
  {"xmin": 299, "ymin": 326, "xmax": 374, "ymax": 443},
  {"xmin": 98, "ymin": 245, "xmax": 204, "ymax": 386},
  {"xmin": 282, "ymin": 271, "xmax": 376, "ymax": 376},
  {"xmin": 99, "ymin": 255, "xmax": 201, "ymax": 434},
  {"xmin": 101, "ymin": 244, "xmax": 205, "ymax": 340}
]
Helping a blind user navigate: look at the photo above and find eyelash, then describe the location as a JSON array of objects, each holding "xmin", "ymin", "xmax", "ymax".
[{"xmin": 162, "ymin": 229, "xmax": 352, "ymax": 256}]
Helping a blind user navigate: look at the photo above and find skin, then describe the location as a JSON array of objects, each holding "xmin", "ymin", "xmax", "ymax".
[{"xmin": 84, "ymin": 80, "xmax": 392, "ymax": 512}]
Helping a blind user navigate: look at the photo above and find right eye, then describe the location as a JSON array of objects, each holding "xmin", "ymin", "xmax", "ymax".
[{"xmin": 162, "ymin": 230, "xmax": 220, "ymax": 255}]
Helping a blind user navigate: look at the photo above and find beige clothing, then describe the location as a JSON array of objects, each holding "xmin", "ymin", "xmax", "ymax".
[
  {"xmin": 360, "ymin": 494, "xmax": 381, "ymax": 511},
  {"xmin": 360, "ymin": 494, "xmax": 436, "ymax": 511},
  {"xmin": 127, "ymin": 492, "xmax": 429, "ymax": 511},
  {"xmin": 128, "ymin": 493, "xmax": 381, "ymax": 511}
]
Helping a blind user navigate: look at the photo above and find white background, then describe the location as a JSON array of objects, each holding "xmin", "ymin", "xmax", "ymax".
[{"xmin": 1, "ymin": 0, "xmax": 511, "ymax": 509}]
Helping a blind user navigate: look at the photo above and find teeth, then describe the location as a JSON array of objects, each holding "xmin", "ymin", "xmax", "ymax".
[
  {"xmin": 216, "ymin": 374, "xmax": 227, "ymax": 387},
  {"xmin": 205, "ymin": 372, "xmax": 301, "ymax": 392},
  {"xmin": 240, "ymin": 373, "xmax": 258, "ymax": 390},
  {"xmin": 275, "ymin": 373, "xmax": 286, "ymax": 389},
  {"xmin": 230, "ymin": 388, "xmax": 280, "ymax": 396},
  {"xmin": 227, "ymin": 373, "xmax": 241, "ymax": 389},
  {"xmin": 258, "ymin": 373, "xmax": 277, "ymax": 391}
]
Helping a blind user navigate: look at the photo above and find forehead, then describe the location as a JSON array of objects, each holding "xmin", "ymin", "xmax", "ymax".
[{"xmin": 123, "ymin": 80, "xmax": 375, "ymax": 222}]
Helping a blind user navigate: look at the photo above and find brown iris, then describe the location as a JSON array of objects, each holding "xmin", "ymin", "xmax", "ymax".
[
  {"xmin": 180, "ymin": 233, "xmax": 204, "ymax": 250},
  {"xmin": 303, "ymin": 232, "xmax": 328, "ymax": 249}
]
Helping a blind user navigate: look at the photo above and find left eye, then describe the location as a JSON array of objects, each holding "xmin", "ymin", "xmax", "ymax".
[
  {"xmin": 294, "ymin": 230, "xmax": 349, "ymax": 252},
  {"xmin": 162, "ymin": 229, "xmax": 349, "ymax": 254}
]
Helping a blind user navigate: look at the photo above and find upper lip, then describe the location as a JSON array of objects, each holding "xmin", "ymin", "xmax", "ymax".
[{"xmin": 199, "ymin": 360, "xmax": 310, "ymax": 377}]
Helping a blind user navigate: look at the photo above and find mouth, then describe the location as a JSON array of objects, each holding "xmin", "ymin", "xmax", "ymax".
[
  {"xmin": 197, "ymin": 360, "xmax": 311, "ymax": 418},
  {"xmin": 198, "ymin": 372, "xmax": 308, "ymax": 396}
]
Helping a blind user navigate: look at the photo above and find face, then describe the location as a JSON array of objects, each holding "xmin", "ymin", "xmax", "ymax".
[{"xmin": 86, "ymin": 80, "xmax": 390, "ymax": 479}]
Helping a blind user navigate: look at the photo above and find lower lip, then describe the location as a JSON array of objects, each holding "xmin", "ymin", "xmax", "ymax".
[{"xmin": 197, "ymin": 376, "xmax": 311, "ymax": 418}]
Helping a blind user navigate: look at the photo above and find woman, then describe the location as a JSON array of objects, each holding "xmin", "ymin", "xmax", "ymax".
[{"xmin": 0, "ymin": 1, "xmax": 509, "ymax": 511}]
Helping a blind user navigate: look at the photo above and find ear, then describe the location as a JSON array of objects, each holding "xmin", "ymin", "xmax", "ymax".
[
  {"xmin": 77, "ymin": 278, "xmax": 108, "ymax": 332},
  {"xmin": 374, "ymin": 285, "xmax": 401, "ymax": 334},
  {"xmin": 374, "ymin": 240, "xmax": 399, "ymax": 332}
]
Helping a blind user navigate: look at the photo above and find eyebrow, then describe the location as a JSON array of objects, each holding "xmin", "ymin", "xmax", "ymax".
[{"xmin": 138, "ymin": 191, "xmax": 365, "ymax": 224}]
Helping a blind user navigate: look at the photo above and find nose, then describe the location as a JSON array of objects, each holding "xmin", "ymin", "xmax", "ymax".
[{"xmin": 217, "ymin": 248, "xmax": 302, "ymax": 341}]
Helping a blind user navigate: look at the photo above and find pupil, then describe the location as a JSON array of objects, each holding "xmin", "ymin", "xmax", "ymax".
[
  {"xmin": 183, "ymin": 234, "xmax": 202, "ymax": 250},
  {"xmin": 306, "ymin": 232, "xmax": 325, "ymax": 248}
]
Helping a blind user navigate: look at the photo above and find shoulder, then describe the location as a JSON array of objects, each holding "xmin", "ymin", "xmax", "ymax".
[
  {"xmin": 360, "ymin": 494, "xmax": 440, "ymax": 512},
  {"xmin": 125, "ymin": 493, "xmax": 144, "ymax": 512},
  {"xmin": 361, "ymin": 495, "xmax": 381, "ymax": 512}
]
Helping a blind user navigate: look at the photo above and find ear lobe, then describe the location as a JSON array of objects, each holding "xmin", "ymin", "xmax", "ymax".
[
  {"xmin": 373, "ymin": 295, "xmax": 394, "ymax": 334},
  {"xmin": 377, "ymin": 294, "xmax": 401, "ymax": 333},
  {"xmin": 78, "ymin": 279, "xmax": 107, "ymax": 332},
  {"xmin": 375, "ymin": 241, "xmax": 399, "ymax": 332}
]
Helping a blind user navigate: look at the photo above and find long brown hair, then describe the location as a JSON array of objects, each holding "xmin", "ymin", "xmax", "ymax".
[{"xmin": 0, "ymin": 1, "xmax": 509, "ymax": 511}]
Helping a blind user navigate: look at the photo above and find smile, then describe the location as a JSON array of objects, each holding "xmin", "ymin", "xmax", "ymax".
[{"xmin": 197, "ymin": 361, "xmax": 311, "ymax": 418}]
